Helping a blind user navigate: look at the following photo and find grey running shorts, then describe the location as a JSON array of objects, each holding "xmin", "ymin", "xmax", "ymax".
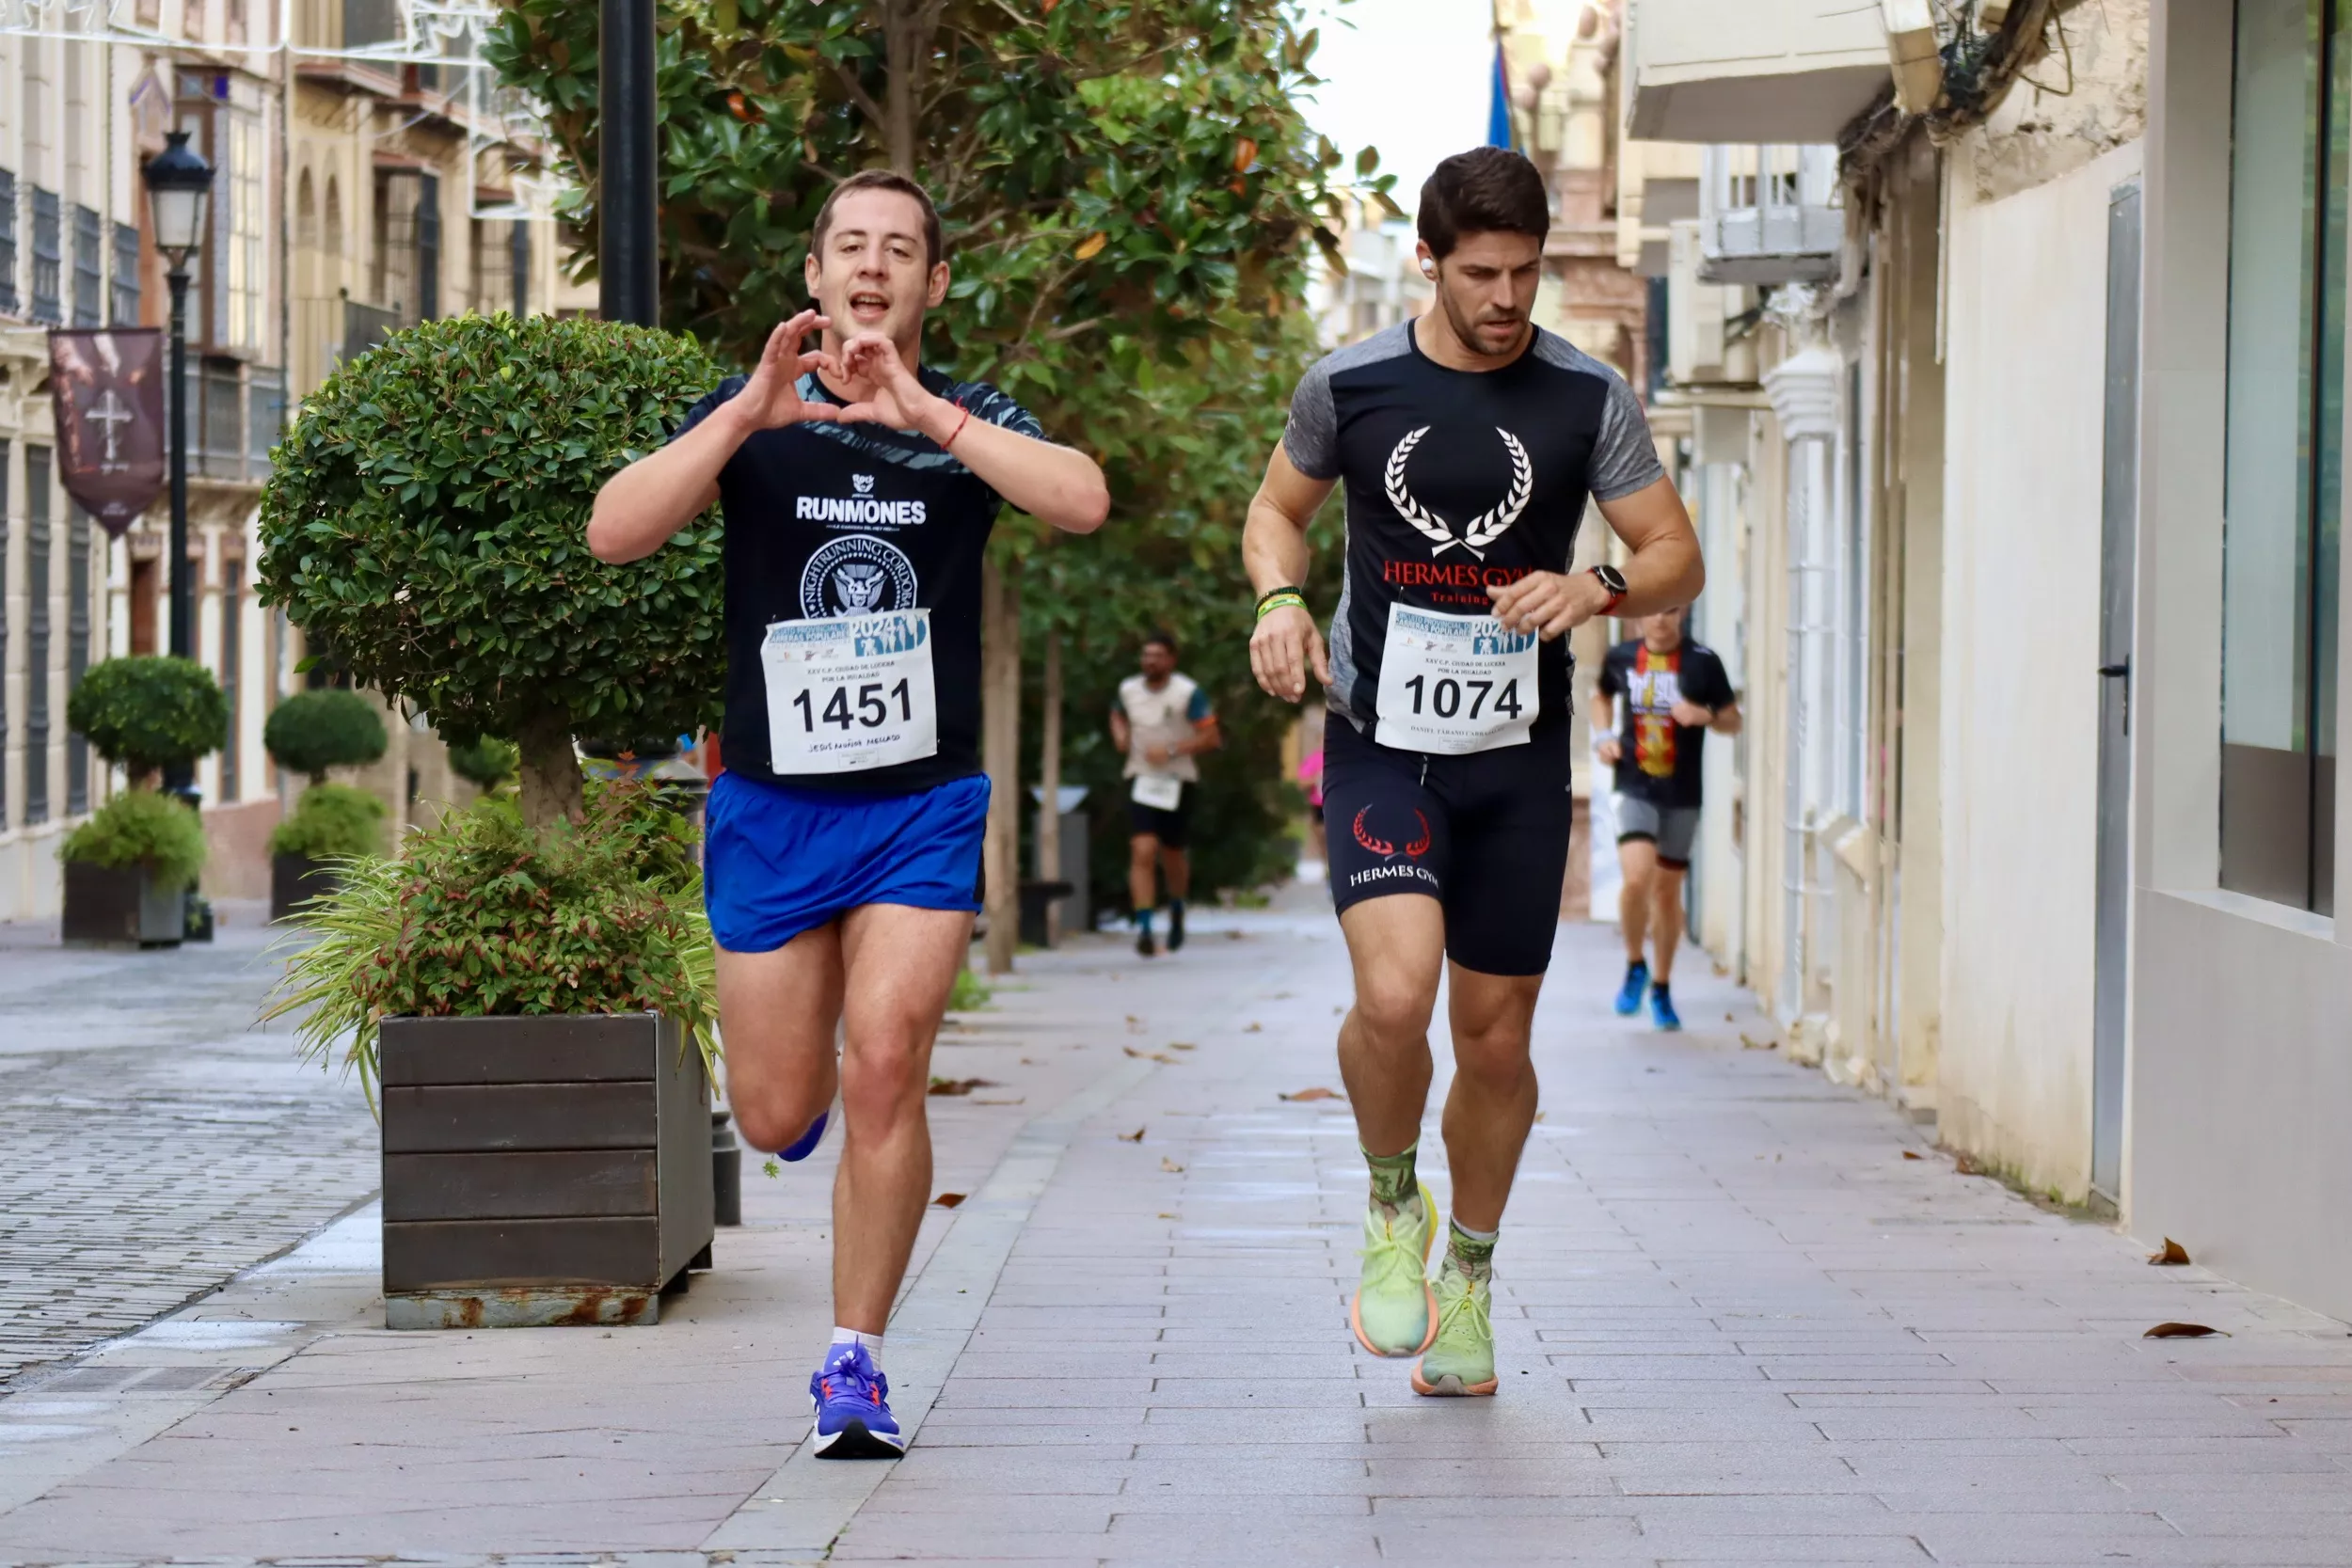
[{"xmin": 1615, "ymin": 796, "xmax": 1701, "ymax": 869}]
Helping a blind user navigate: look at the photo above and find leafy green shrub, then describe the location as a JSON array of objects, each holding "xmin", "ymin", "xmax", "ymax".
[
  {"xmin": 263, "ymin": 689, "xmax": 388, "ymax": 784},
  {"xmin": 264, "ymin": 782, "xmax": 717, "ymax": 1110},
  {"xmin": 258, "ymin": 313, "xmax": 728, "ymax": 830},
  {"xmin": 66, "ymin": 657, "xmax": 228, "ymax": 780},
  {"xmin": 445, "ymin": 735, "xmax": 518, "ymax": 791},
  {"xmin": 58, "ymin": 790, "xmax": 208, "ymax": 891},
  {"xmin": 269, "ymin": 783, "xmax": 389, "ymax": 861}
]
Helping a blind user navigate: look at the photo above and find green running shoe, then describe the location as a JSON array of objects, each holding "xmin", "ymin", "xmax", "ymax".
[
  {"xmin": 1411, "ymin": 1254, "xmax": 1498, "ymax": 1396},
  {"xmin": 1350, "ymin": 1180, "xmax": 1438, "ymax": 1357}
]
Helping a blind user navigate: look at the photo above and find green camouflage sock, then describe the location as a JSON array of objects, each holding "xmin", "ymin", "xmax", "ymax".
[
  {"xmin": 1364, "ymin": 1142, "xmax": 1420, "ymax": 1210},
  {"xmin": 1447, "ymin": 1221, "xmax": 1497, "ymax": 1285}
]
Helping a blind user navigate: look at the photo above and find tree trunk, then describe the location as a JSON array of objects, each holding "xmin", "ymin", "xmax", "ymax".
[
  {"xmin": 1038, "ymin": 630, "xmax": 1062, "ymax": 947},
  {"xmin": 516, "ymin": 711, "xmax": 584, "ymax": 831},
  {"xmin": 882, "ymin": 0, "xmax": 943, "ymax": 176},
  {"xmin": 980, "ymin": 557, "xmax": 1021, "ymax": 975}
]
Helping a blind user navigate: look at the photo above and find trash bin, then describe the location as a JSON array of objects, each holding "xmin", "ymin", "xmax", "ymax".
[
  {"xmin": 1018, "ymin": 879, "xmax": 1076, "ymax": 947},
  {"xmin": 1026, "ymin": 785, "xmax": 1090, "ymax": 944}
]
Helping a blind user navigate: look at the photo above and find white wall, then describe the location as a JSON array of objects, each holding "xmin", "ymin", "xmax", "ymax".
[{"xmin": 1939, "ymin": 138, "xmax": 2145, "ymax": 1196}]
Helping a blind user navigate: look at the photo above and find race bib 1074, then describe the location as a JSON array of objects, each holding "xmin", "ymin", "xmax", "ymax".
[
  {"xmin": 1373, "ymin": 603, "xmax": 1539, "ymax": 755},
  {"xmin": 760, "ymin": 609, "xmax": 938, "ymax": 774}
]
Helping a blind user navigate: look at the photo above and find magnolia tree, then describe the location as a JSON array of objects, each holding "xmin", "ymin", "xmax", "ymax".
[{"xmin": 256, "ymin": 314, "xmax": 728, "ymax": 828}]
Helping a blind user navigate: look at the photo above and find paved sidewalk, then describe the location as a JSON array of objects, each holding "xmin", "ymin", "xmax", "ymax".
[
  {"xmin": 0, "ymin": 902, "xmax": 376, "ymax": 1388},
  {"xmin": 2, "ymin": 906, "xmax": 2349, "ymax": 1566}
]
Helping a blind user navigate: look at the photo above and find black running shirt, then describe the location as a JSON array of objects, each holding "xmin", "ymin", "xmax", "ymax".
[
  {"xmin": 672, "ymin": 366, "xmax": 1042, "ymax": 795},
  {"xmin": 1282, "ymin": 323, "xmax": 1664, "ymax": 752},
  {"xmin": 1597, "ymin": 638, "xmax": 1737, "ymax": 809}
]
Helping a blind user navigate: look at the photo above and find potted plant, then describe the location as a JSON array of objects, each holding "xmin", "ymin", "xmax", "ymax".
[
  {"xmin": 58, "ymin": 656, "xmax": 228, "ymax": 946},
  {"xmin": 445, "ymin": 735, "xmax": 518, "ymax": 797},
  {"xmin": 263, "ymin": 689, "xmax": 390, "ymax": 920},
  {"xmin": 257, "ymin": 313, "xmax": 729, "ymax": 1327}
]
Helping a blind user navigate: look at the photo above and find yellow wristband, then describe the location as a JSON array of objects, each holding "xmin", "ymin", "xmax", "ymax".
[{"xmin": 1254, "ymin": 594, "xmax": 1308, "ymax": 624}]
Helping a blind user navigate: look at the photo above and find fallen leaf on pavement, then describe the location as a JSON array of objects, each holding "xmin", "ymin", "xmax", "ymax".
[
  {"xmin": 1119, "ymin": 1127, "xmax": 1146, "ymax": 1143},
  {"xmin": 1281, "ymin": 1086, "xmax": 1343, "ymax": 1102},
  {"xmin": 1161, "ymin": 1157, "xmax": 1185, "ymax": 1173},
  {"xmin": 932, "ymin": 1193, "xmax": 965, "ymax": 1209},
  {"xmin": 1955, "ymin": 1153, "xmax": 1990, "ymax": 1177},
  {"xmin": 1157, "ymin": 1212, "xmax": 1177, "ymax": 1219},
  {"xmin": 1168, "ymin": 1042, "xmax": 1197, "ymax": 1051},
  {"xmin": 1901, "ymin": 1151, "xmax": 1924, "ymax": 1161},
  {"xmin": 2149, "ymin": 1238, "xmax": 2192, "ymax": 1266},
  {"xmin": 1534, "ymin": 1112, "xmax": 1547, "ymax": 1123},
  {"xmin": 1123, "ymin": 1046, "xmax": 1178, "ymax": 1064},
  {"xmin": 1740, "ymin": 1034, "xmax": 1776, "ymax": 1051},
  {"xmin": 2144, "ymin": 1322, "xmax": 2227, "ymax": 1338},
  {"xmin": 1246, "ymin": 1022, "xmax": 1263, "ymax": 1033},
  {"xmin": 974, "ymin": 1098, "xmax": 1025, "ymax": 1106},
  {"xmin": 927, "ymin": 1076, "xmax": 996, "ymax": 1097}
]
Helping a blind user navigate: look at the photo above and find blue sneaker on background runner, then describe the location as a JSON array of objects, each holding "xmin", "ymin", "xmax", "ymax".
[
  {"xmin": 777, "ymin": 1108, "xmax": 829, "ymax": 1163},
  {"xmin": 1650, "ymin": 984, "xmax": 1682, "ymax": 1033},
  {"xmin": 809, "ymin": 1342, "xmax": 904, "ymax": 1459},
  {"xmin": 1613, "ymin": 960, "xmax": 1649, "ymax": 1016}
]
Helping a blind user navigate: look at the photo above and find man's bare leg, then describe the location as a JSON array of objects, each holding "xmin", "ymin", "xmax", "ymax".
[
  {"xmin": 831, "ymin": 903, "xmax": 972, "ymax": 1334},
  {"xmin": 1129, "ymin": 832, "xmax": 1163, "ymax": 954},
  {"xmin": 715, "ymin": 927, "xmax": 845, "ymax": 1156},
  {"xmin": 1336, "ymin": 895, "xmax": 1446, "ymax": 1156},
  {"xmin": 1648, "ymin": 865, "xmax": 1689, "ymax": 984},
  {"xmin": 1438, "ymin": 966, "xmax": 1545, "ymax": 1232},
  {"xmin": 1617, "ymin": 837, "xmax": 1658, "ymax": 965}
]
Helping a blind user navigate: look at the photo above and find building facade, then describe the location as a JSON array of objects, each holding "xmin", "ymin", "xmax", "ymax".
[
  {"xmin": 0, "ymin": 2, "xmax": 577, "ymax": 922},
  {"xmin": 1625, "ymin": 0, "xmax": 2352, "ymax": 1322}
]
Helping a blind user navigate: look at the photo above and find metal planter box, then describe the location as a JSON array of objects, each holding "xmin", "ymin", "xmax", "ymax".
[
  {"xmin": 60, "ymin": 861, "xmax": 184, "ymax": 947},
  {"xmin": 379, "ymin": 1012, "xmax": 714, "ymax": 1330},
  {"xmin": 269, "ymin": 853, "xmax": 340, "ymax": 923}
]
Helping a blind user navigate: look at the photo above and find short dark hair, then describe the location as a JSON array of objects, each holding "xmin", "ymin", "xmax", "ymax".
[
  {"xmin": 1418, "ymin": 147, "xmax": 1549, "ymax": 261},
  {"xmin": 813, "ymin": 170, "xmax": 945, "ymax": 270},
  {"xmin": 1142, "ymin": 629, "xmax": 1179, "ymax": 657}
]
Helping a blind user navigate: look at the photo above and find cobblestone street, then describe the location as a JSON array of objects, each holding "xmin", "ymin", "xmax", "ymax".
[
  {"xmin": 0, "ymin": 904, "xmax": 376, "ymax": 1388},
  {"xmin": 1, "ymin": 903, "xmax": 2348, "ymax": 1565}
]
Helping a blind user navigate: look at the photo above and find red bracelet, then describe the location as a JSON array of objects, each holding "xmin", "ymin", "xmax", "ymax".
[{"xmin": 942, "ymin": 404, "xmax": 973, "ymax": 451}]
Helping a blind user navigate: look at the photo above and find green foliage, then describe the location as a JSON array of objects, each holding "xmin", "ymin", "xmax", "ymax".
[
  {"xmin": 66, "ymin": 657, "xmax": 229, "ymax": 779},
  {"xmin": 488, "ymin": 0, "xmax": 1377, "ymax": 900},
  {"xmin": 58, "ymin": 790, "xmax": 208, "ymax": 891},
  {"xmin": 263, "ymin": 783, "xmax": 719, "ymax": 1113},
  {"xmin": 446, "ymin": 735, "xmax": 520, "ymax": 791},
  {"xmin": 263, "ymin": 689, "xmax": 389, "ymax": 784},
  {"xmin": 255, "ymin": 312, "xmax": 731, "ymax": 765},
  {"xmin": 946, "ymin": 966, "xmax": 992, "ymax": 1013},
  {"xmin": 269, "ymin": 782, "xmax": 389, "ymax": 861}
]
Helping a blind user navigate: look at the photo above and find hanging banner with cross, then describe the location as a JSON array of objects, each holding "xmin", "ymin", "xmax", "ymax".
[{"xmin": 48, "ymin": 327, "xmax": 167, "ymax": 538}]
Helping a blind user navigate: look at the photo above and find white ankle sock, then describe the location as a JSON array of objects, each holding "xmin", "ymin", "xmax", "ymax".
[
  {"xmin": 831, "ymin": 1325, "xmax": 884, "ymax": 1363},
  {"xmin": 1450, "ymin": 1219, "xmax": 1499, "ymax": 1244}
]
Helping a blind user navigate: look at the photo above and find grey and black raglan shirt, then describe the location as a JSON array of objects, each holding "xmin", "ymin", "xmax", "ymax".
[{"xmin": 1282, "ymin": 321, "xmax": 1665, "ymax": 751}]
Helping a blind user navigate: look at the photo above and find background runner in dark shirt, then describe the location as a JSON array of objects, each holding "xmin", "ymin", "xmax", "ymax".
[{"xmin": 1596, "ymin": 630, "xmax": 1737, "ymax": 810}]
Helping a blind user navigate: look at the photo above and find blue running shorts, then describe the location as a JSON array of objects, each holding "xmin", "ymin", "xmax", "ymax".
[{"xmin": 704, "ymin": 770, "xmax": 990, "ymax": 954}]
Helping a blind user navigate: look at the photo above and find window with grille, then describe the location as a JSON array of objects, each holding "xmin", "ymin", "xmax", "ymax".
[
  {"xmin": 201, "ymin": 359, "xmax": 244, "ymax": 480},
  {"xmin": 30, "ymin": 187, "xmax": 61, "ymax": 325},
  {"xmin": 228, "ymin": 114, "xmax": 264, "ymax": 352},
  {"xmin": 25, "ymin": 446, "xmax": 52, "ymax": 824},
  {"xmin": 67, "ymin": 503, "xmax": 91, "ymax": 815},
  {"xmin": 249, "ymin": 367, "xmax": 283, "ymax": 474},
  {"xmin": 220, "ymin": 556, "xmax": 243, "ymax": 802},
  {"xmin": 72, "ymin": 204, "xmax": 101, "ymax": 328},
  {"xmin": 0, "ymin": 170, "xmax": 18, "ymax": 316},
  {"xmin": 111, "ymin": 221, "xmax": 140, "ymax": 325},
  {"xmin": 511, "ymin": 219, "xmax": 532, "ymax": 317}
]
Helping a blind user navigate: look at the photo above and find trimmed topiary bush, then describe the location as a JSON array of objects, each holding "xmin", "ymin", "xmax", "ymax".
[
  {"xmin": 58, "ymin": 790, "xmax": 208, "ymax": 891},
  {"xmin": 264, "ymin": 689, "xmax": 389, "ymax": 785},
  {"xmin": 269, "ymin": 782, "xmax": 389, "ymax": 861},
  {"xmin": 258, "ymin": 313, "xmax": 728, "ymax": 829},
  {"xmin": 445, "ymin": 735, "xmax": 519, "ymax": 792},
  {"xmin": 66, "ymin": 657, "xmax": 229, "ymax": 783}
]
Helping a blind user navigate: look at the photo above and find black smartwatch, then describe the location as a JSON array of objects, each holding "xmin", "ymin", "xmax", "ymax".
[{"xmin": 1588, "ymin": 564, "xmax": 1629, "ymax": 615}]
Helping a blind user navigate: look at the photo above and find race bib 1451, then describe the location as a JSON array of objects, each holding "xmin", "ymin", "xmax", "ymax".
[{"xmin": 760, "ymin": 609, "xmax": 938, "ymax": 774}]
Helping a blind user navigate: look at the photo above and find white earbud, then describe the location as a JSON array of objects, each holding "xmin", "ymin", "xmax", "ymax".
[{"xmin": 1421, "ymin": 261, "xmax": 1437, "ymax": 278}]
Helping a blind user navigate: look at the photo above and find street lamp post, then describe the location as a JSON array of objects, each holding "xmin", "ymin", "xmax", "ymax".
[{"xmin": 142, "ymin": 130, "xmax": 215, "ymax": 809}]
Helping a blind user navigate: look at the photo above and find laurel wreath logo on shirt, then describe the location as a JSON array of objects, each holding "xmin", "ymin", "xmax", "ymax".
[{"xmin": 1384, "ymin": 426, "xmax": 1534, "ymax": 561}]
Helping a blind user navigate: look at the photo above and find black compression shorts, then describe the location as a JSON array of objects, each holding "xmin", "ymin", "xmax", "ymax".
[{"xmin": 1323, "ymin": 718, "xmax": 1573, "ymax": 976}]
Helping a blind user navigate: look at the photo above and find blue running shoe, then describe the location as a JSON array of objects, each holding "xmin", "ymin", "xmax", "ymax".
[
  {"xmin": 809, "ymin": 1342, "xmax": 904, "ymax": 1459},
  {"xmin": 777, "ymin": 1108, "xmax": 829, "ymax": 1163},
  {"xmin": 1650, "ymin": 984, "xmax": 1682, "ymax": 1033},
  {"xmin": 1613, "ymin": 960, "xmax": 1649, "ymax": 1016}
]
